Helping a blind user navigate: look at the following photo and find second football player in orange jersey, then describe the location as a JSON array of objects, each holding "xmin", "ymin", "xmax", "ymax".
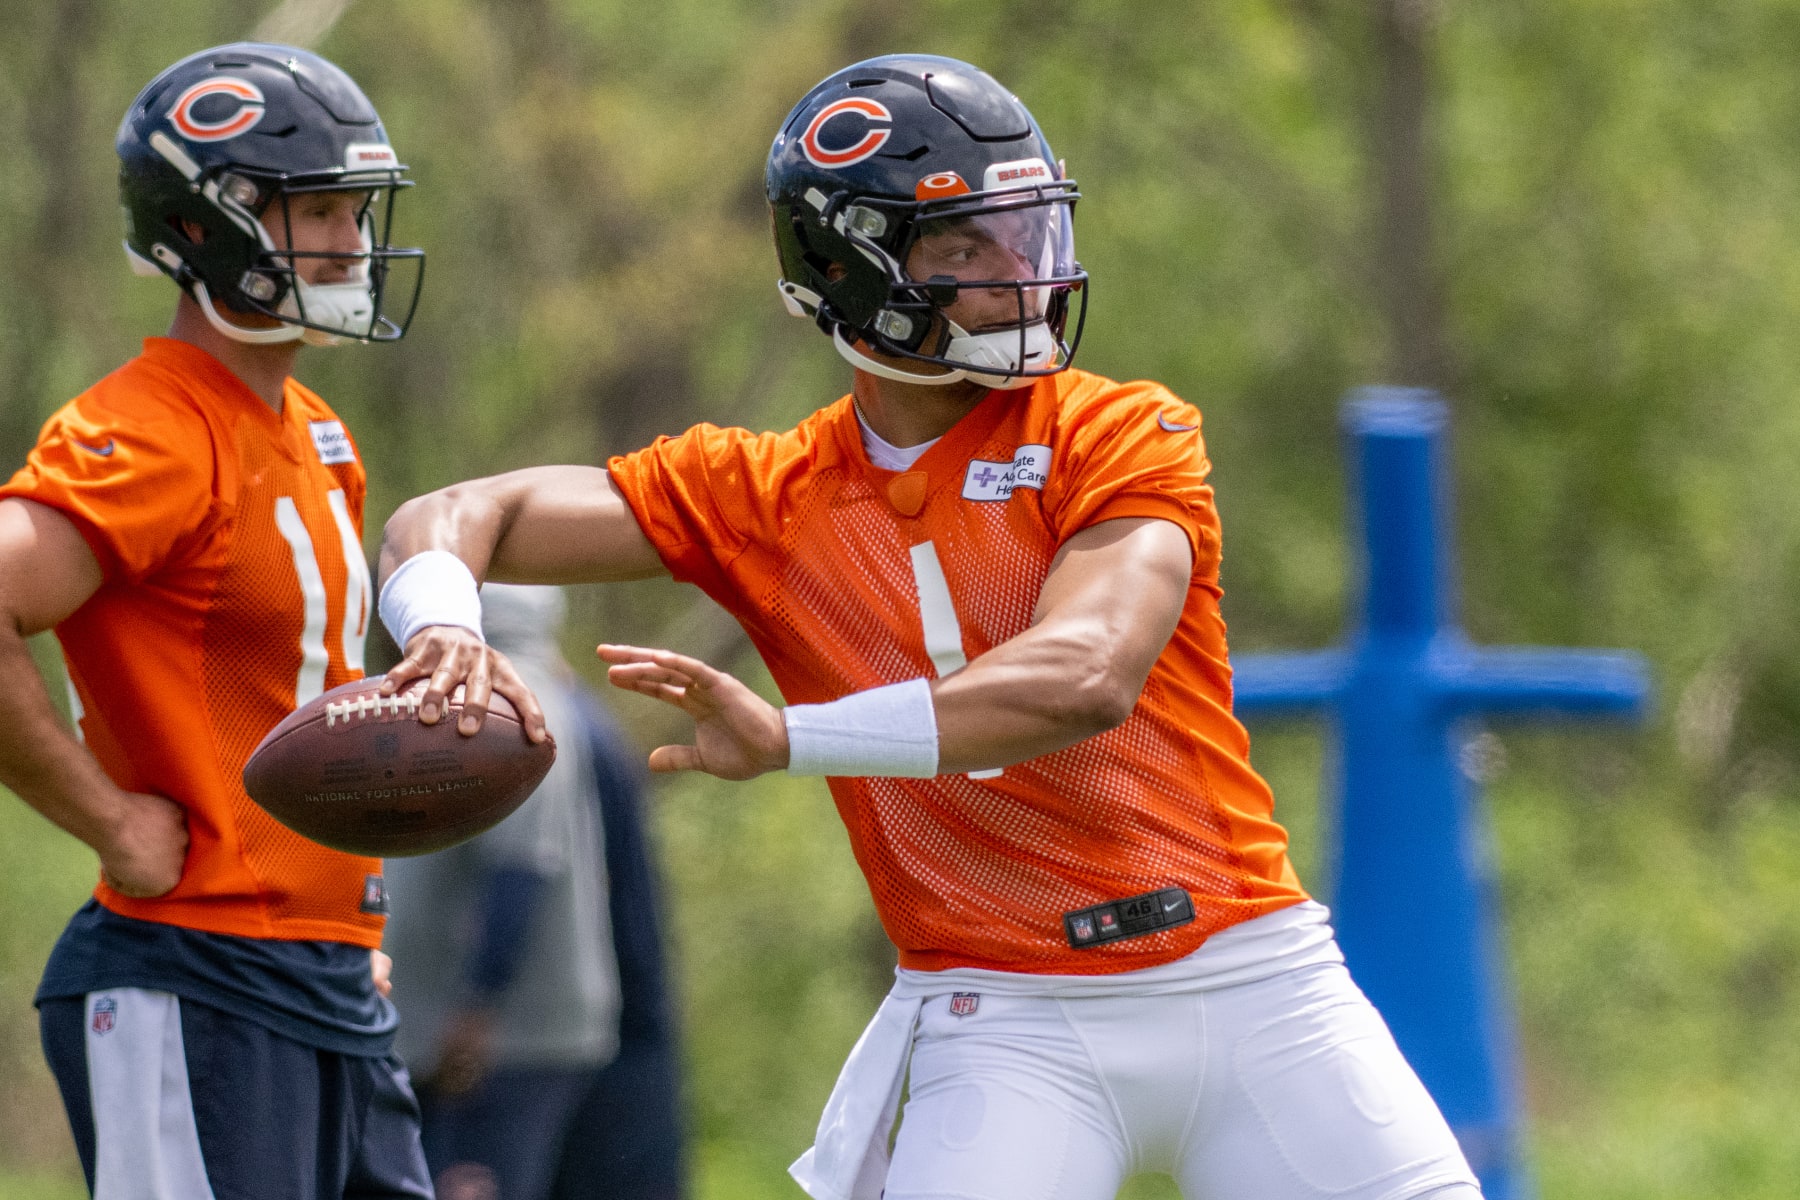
[
  {"xmin": 8, "ymin": 338, "xmax": 382, "ymax": 943},
  {"xmin": 0, "ymin": 44, "xmax": 433, "ymax": 1199},
  {"xmin": 378, "ymin": 55, "xmax": 1483, "ymax": 1200}
]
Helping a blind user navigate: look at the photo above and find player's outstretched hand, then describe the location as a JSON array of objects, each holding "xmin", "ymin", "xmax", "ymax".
[
  {"xmin": 99, "ymin": 789, "xmax": 188, "ymax": 898},
  {"xmin": 382, "ymin": 624, "xmax": 548, "ymax": 742},
  {"xmin": 598, "ymin": 644, "xmax": 789, "ymax": 780}
]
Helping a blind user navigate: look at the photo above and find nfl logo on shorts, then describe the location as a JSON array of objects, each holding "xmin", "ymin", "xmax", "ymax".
[
  {"xmin": 949, "ymin": 992, "xmax": 980, "ymax": 1017},
  {"xmin": 91, "ymin": 996, "xmax": 117, "ymax": 1036}
]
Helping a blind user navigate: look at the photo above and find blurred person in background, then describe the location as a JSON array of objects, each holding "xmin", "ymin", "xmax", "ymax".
[
  {"xmin": 387, "ymin": 583, "xmax": 650, "ymax": 1200},
  {"xmin": 375, "ymin": 53, "xmax": 1481, "ymax": 1200},
  {"xmin": 547, "ymin": 682, "xmax": 687, "ymax": 1200},
  {"xmin": 0, "ymin": 43, "xmax": 429, "ymax": 1200}
]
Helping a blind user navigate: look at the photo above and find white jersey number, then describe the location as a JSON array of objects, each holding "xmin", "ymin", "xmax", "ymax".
[
  {"xmin": 909, "ymin": 540, "xmax": 1002, "ymax": 780},
  {"xmin": 273, "ymin": 491, "xmax": 371, "ymax": 707}
]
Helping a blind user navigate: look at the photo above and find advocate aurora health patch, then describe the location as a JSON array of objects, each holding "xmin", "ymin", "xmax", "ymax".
[
  {"xmin": 961, "ymin": 444, "xmax": 1051, "ymax": 502},
  {"xmin": 310, "ymin": 420, "xmax": 356, "ymax": 465}
]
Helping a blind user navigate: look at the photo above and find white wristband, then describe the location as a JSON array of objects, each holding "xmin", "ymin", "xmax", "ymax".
[
  {"xmin": 378, "ymin": 550, "xmax": 484, "ymax": 650},
  {"xmin": 785, "ymin": 678, "xmax": 939, "ymax": 778}
]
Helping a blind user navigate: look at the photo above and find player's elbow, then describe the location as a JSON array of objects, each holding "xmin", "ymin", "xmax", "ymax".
[
  {"xmin": 1018, "ymin": 625, "xmax": 1147, "ymax": 736},
  {"xmin": 380, "ymin": 483, "xmax": 499, "ymax": 575},
  {"xmin": 380, "ymin": 491, "xmax": 438, "ymax": 546},
  {"xmin": 1053, "ymin": 656, "xmax": 1143, "ymax": 736},
  {"xmin": 386, "ymin": 480, "xmax": 482, "ymax": 528}
]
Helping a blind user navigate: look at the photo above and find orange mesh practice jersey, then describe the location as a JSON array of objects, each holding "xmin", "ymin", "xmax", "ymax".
[
  {"xmin": 610, "ymin": 367, "xmax": 1308, "ymax": 974},
  {"xmin": 1, "ymin": 338, "xmax": 383, "ymax": 946}
]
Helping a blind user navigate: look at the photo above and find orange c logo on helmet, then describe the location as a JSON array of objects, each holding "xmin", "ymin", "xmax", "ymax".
[
  {"xmin": 168, "ymin": 77, "xmax": 266, "ymax": 143},
  {"xmin": 800, "ymin": 98, "xmax": 892, "ymax": 169}
]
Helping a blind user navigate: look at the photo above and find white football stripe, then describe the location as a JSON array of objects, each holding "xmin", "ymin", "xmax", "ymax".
[{"xmin": 275, "ymin": 497, "xmax": 330, "ymax": 707}]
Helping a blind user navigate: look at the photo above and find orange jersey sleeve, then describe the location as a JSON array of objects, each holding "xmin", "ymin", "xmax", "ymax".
[
  {"xmin": 610, "ymin": 368, "xmax": 1306, "ymax": 974},
  {"xmin": 606, "ymin": 422, "xmax": 779, "ymax": 599},
  {"xmin": 2, "ymin": 339, "xmax": 383, "ymax": 946},
  {"xmin": 9, "ymin": 375, "xmax": 220, "ymax": 583},
  {"xmin": 1040, "ymin": 381, "xmax": 1220, "ymax": 577}
]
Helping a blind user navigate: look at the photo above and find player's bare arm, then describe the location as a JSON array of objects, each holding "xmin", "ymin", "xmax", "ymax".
[
  {"xmin": 381, "ymin": 465, "xmax": 663, "ymax": 584},
  {"xmin": 603, "ymin": 515, "xmax": 1191, "ymax": 779},
  {"xmin": 378, "ymin": 465, "xmax": 666, "ymax": 736},
  {"xmin": 930, "ymin": 515, "xmax": 1192, "ymax": 771},
  {"xmin": 0, "ymin": 498, "xmax": 187, "ymax": 896}
]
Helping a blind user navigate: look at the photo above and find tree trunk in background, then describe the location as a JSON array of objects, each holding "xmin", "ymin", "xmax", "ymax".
[
  {"xmin": 2, "ymin": 0, "xmax": 101, "ymax": 466},
  {"xmin": 1370, "ymin": 0, "xmax": 1450, "ymax": 390}
]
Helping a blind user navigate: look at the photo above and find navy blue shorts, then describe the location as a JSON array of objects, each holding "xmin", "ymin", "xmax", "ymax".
[{"xmin": 40, "ymin": 989, "xmax": 432, "ymax": 1200}]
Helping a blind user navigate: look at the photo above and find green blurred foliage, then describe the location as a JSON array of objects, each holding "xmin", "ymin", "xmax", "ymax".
[
  {"xmin": 0, "ymin": 702, "xmax": 95, "ymax": 1178},
  {"xmin": 4, "ymin": 1, "xmax": 1800, "ymax": 1197}
]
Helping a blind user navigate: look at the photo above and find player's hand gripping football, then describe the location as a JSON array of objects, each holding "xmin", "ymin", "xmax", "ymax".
[
  {"xmin": 381, "ymin": 625, "xmax": 548, "ymax": 742},
  {"xmin": 597, "ymin": 644, "xmax": 788, "ymax": 780}
]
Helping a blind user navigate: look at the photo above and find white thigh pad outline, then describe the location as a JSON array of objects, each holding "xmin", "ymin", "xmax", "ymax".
[{"xmin": 1186, "ymin": 964, "xmax": 1480, "ymax": 1200}]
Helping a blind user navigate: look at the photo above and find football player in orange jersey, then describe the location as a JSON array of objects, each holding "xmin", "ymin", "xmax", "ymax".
[
  {"xmin": 377, "ymin": 56, "xmax": 1483, "ymax": 1200},
  {"xmin": 0, "ymin": 45, "xmax": 434, "ymax": 1200}
]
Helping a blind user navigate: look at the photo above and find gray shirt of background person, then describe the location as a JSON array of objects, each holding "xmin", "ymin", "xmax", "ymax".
[{"xmin": 384, "ymin": 584, "xmax": 622, "ymax": 1074}]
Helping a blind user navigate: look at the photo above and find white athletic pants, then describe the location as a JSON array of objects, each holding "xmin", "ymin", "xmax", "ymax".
[{"xmin": 882, "ymin": 962, "xmax": 1479, "ymax": 1200}]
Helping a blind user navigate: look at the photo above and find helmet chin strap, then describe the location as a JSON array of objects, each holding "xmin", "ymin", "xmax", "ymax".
[
  {"xmin": 187, "ymin": 277, "xmax": 376, "ymax": 348},
  {"xmin": 832, "ymin": 326, "xmax": 970, "ymax": 386},
  {"xmin": 833, "ymin": 319, "xmax": 1056, "ymax": 391},
  {"xmin": 180, "ymin": 207, "xmax": 378, "ymax": 348},
  {"xmin": 944, "ymin": 320, "xmax": 1058, "ymax": 390},
  {"xmin": 285, "ymin": 280, "xmax": 378, "ymax": 347},
  {"xmin": 190, "ymin": 279, "xmax": 306, "ymax": 346}
]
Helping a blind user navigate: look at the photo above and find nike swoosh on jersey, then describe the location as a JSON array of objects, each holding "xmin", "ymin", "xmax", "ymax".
[
  {"xmin": 1156, "ymin": 415, "xmax": 1197, "ymax": 434},
  {"xmin": 74, "ymin": 438, "xmax": 117, "ymax": 457}
]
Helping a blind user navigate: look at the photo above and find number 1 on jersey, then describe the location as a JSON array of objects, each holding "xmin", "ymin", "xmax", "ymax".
[{"xmin": 909, "ymin": 541, "xmax": 1003, "ymax": 780}]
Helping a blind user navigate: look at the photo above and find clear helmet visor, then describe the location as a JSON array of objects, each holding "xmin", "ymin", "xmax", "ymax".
[
  {"xmin": 905, "ymin": 200, "xmax": 1077, "ymax": 323},
  {"xmin": 825, "ymin": 186, "xmax": 1086, "ymax": 389}
]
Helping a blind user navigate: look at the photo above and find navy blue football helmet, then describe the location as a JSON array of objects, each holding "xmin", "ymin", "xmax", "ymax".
[
  {"xmin": 767, "ymin": 55, "xmax": 1086, "ymax": 388},
  {"xmin": 117, "ymin": 43, "xmax": 423, "ymax": 345}
]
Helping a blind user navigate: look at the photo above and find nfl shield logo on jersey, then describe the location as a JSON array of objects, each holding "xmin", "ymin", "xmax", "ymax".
[
  {"xmin": 949, "ymin": 992, "xmax": 980, "ymax": 1017},
  {"xmin": 91, "ymin": 995, "xmax": 117, "ymax": 1036}
]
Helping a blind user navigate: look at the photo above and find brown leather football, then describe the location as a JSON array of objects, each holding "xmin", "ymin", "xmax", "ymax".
[{"xmin": 242, "ymin": 676, "xmax": 556, "ymax": 857}]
